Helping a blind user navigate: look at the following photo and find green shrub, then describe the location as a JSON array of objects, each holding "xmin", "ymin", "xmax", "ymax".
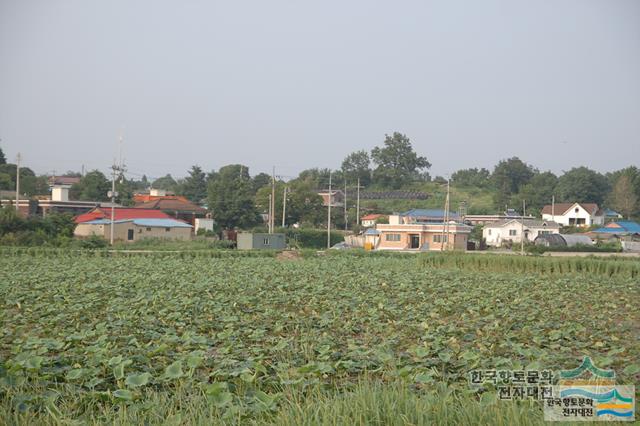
[
  {"xmin": 280, "ymin": 228, "xmax": 343, "ymax": 249},
  {"xmin": 77, "ymin": 235, "xmax": 109, "ymax": 249}
]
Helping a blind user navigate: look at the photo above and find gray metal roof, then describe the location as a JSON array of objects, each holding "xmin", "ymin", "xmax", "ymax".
[
  {"xmin": 560, "ymin": 234, "xmax": 593, "ymax": 246},
  {"xmin": 486, "ymin": 219, "xmax": 560, "ymax": 228}
]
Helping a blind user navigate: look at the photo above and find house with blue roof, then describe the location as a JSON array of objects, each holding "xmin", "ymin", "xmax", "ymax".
[
  {"xmin": 593, "ymin": 221, "xmax": 640, "ymax": 236},
  {"xmin": 74, "ymin": 217, "xmax": 193, "ymax": 242}
]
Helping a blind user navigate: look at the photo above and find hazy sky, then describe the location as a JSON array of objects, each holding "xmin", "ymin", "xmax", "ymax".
[{"xmin": 1, "ymin": 0, "xmax": 639, "ymax": 181}]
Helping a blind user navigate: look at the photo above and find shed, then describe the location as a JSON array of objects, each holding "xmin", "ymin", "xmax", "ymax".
[
  {"xmin": 237, "ymin": 233, "xmax": 286, "ymax": 250},
  {"xmin": 534, "ymin": 234, "xmax": 593, "ymax": 247},
  {"xmin": 561, "ymin": 234, "xmax": 594, "ymax": 246}
]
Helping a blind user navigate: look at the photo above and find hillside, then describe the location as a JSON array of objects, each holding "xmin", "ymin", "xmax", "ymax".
[{"xmin": 358, "ymin": 182, "xmax": 496, "ymax": 215}]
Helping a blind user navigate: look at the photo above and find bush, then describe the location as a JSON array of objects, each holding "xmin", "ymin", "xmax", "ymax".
[
  {"xmin": 0, "ymin": 206, "xmax": 76, "ymax": 246},
  {"xmin": 77, "ymin": 235, "xmax": 109, "ymax": 249},
  {"xmin": 526, "ymin": 242, "xmax": 621, "ymax": 254},
  {"xmin": 280, "ymin": 228, "xmax": 343, "ymax": 249}
]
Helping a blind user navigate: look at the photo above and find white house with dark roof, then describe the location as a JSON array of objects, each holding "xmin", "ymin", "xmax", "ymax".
[
  {"xmin": 541, "ymin": 203, "xmax": 604, "ymax": 227},
  {"xmin": 483, "ymin": 218, "xmax": 560, "ymax": 247}
]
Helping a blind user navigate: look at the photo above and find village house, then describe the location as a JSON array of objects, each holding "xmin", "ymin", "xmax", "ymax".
[
  {"xmin": 364, "ymin": 210, "xmax": 471, "ymax": 251},
  {"xmin": 463, "ymin": 209, "xmax": 534, "ymax": 226},
  {"xmin": 398, "ymin": 208, "xmax": 460, "ymax": 223},
  {"xmin": 541, "ymin": 203, "xmax": 604, "ymax": 227},
  {"xmin": 74, "ymin": 218, "xmax": 193, "ymax": 242},
  {"xmin": 316, "ymin": 189, "xmax": 344, "ymax": 207},
  {"xmin": 134, "ymin": 196, "xmax": 208, "ymax": 226},
  {"xmin": 482, "ymin": 218, "xmax": 560, "ymax": 247},
  {"xmin": 75, "ymin": 207, "xmax": 171, "ymax": 224},
  {"xmin": 74, "ymin": 207, "xmax": 193, "ymax": 242},
  {"xmin": 361, "ymin": 214, "xmax": 386, "ymax": 227},
  {"xmin": 593, "ymin": 221, "xmax": 640, "ymax": 238}
]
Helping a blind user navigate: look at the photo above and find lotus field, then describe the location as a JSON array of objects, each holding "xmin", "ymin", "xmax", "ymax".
[{"xmin": 1, "ymin": 251, "xmax": 639, "ymax": 424}]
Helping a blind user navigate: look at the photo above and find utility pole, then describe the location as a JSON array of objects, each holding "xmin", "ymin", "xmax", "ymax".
[
  {"xmin": 344, "ymin": 180, "xmax": 348, "ymax": 231},
  {"xmin": 281, "ymin": 186, "xmax": 287, "ymax": 227},
  {"xmin": 521, "ymin": 199, "xmax": 526, "ymax": 255},
  {"xmin": 15, "ymin": 153, "xmax": 21, "ymax": 212},
  {"xmin": 327, "ymin": 171, "xmax": 332, "ymax": 249},
  {"xmin": 270, "ymin": 166, "xmax": 275, "ymax": 234},
  {"xmin": 356, "ymin": 177, "xmax": 361, "ymax": 225},
  {"xmin": 109, "ymin": 162, "xmax": 118, "ymax": 245},
  {"xmin": 268, "ymin": 194, "xmax": 272, "ymax": 233},
  {"xmin": 551, "ymin": 195, "xmax": 555, "ymax": 222},
  {"xmin": 440, "ymin": 179, "xmax": 450, "ymax": 251},
  {"xmin": 108, "ymin": 136, "xmax": 126, "ymax": 245},
  {"xmin": 444, "ymin": 179, "xmax": 451, "ymax": 250}
]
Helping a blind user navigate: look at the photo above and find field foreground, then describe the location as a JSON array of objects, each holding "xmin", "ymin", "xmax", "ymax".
[{"xmin": 1, "ymin": 251, "xmax": 639, "ymax": 425}]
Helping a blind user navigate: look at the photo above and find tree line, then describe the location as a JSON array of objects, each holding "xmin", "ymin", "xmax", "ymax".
[
  {"xmin": 451, "ymin": 158, "xmax": 639, "ymax": 218},
  {"xmin": 1, "ymin": 133, "xmax": 639, "ymax": 231}
]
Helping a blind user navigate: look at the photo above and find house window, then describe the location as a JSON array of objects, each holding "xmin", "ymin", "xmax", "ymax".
[
  {"xmin": 263, "ymin": 238, "xmax": 270, "ymax": 245},
  {"xmin": 575, "ymin": 208, "xmax": 579, "ymax": 213},
  {"xmin": 433, "ymin": 235, "xmax": 448, "ymax": 243},
  {"xmin": 385, "ymin": 234, "xmax": 401, "ymax": 242},
  {"xmin": 127, "ymin": 229, "xmax": 134, "ymax": 241},
  {"xmin": 488, "ymin": 229, "xmax": 492, "ymax": 235},
  {"xmin": 509, "ymin": 229, "xmax": 517, "ymax": 236},
  {"xmin": 146, "ymin": 227, "xmax": 151, "ymax": 231},
  {"xmin": 165, "ymin": 228, "xmax": 170, "ymax": 232}
]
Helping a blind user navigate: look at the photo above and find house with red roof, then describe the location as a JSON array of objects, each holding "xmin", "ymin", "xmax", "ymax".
[
  {"xmin": 134, "ymin": 197, "xmax": 207, "ymax": 226},
  {"xmin": 361, "ymin": 214, "xmax": 386, "ymax": 227},
  {"xmin": 74, "ymin": 207, "xmax": 171, "ymax": 224},
  {"xmin": 74, "ymin": 207, "xmax": 192, "ymax": 242}
]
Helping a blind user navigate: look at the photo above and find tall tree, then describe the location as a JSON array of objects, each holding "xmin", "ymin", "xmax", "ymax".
[
  {"xmin": 341, "ymin": 150, "xmax": 372, "ymax": 186},
  {"xmin": 252, "ymin": 172, "xmax": 271, "ymax": 193},
  {"xmin": 491, "ymin": 157, "xmax": 536, "ymax": 209},
  {"xmin": 287, "ymin": 182, "xmax": 325, "ymax": 226},
  {"xmin": 0, "ymin": 147, "xmax": 6, "ymax": 165},
  {"xmin": 606, "ymin": 166, "xmax": 640, "ymax": 206},
  {"xmin": 152, "ymin": 174, "xmax": 178, "ymax": 192},
  {"xmin": 70, "ymin": 170, "xmax": 111, "ymax": 201},
  {"xmin": 609, "ymin": 174, "xmax": 638, "ymax": 219},
  {"xmin": 207, "ymin": 164, "xmax": 260, "ymax": 230},
  {"xmin": 513, "ymin": 171, "xmax": 558, "ymax": 215},
  {"xmin": 255, "ymin": 181, "xmax": 324, "ymax": 227},
  {"xmin": 491, "ymin": 157, "xmax": 535, "ymax": 194},
  {"xmin": 0, "ymin": 164, "xmax": 41, "ymax": 195},
  {"xmin": 180, "ymin": 165, "xmax": 207, "ymax": 203},
  {"xmin": 295, "ymin": 168, "xmax": 335, "ymax": 189},
  {"xmin": 556, "ymin": 167, "xmax": 610, "ymax": 205},
  {"xmin": 371, "ymin": 132, "xmax": 431, "ymax": 189},
  {"xmin": 451, "ymin": 168, "xmax": 491, "ymax": 187}
]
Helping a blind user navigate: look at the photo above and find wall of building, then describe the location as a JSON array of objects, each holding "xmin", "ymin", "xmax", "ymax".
[
  {"xmin": 483, "ymin": 223, "xmax": 559, "ymax": 247},
  {"xmin": 375, "ymin": 225, "xmax": 469, "ymax": 251},
  {"xmin": 74, "ymin": 223, "xmax": 105, "ymax": 237},
  {"xmin": 75, "ymin": 223, "xmax": 191, "ymax": 242},
  {"xmin": 237, "ymin": 233, "xmax": 286, "ymax": 250},
  {"xmin": 195, "ymin": 218, "xmax": 214, "ymax": 233}
]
